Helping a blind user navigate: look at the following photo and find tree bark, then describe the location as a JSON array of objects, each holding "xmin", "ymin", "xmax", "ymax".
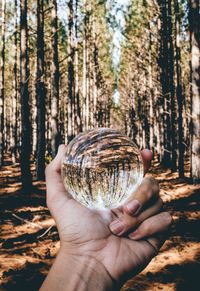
[
  {"xmin": 159, "ymin": 0, "xmax": 176, "ymax": 169},
  {"xmin": 20, "ymin": 0, "xmax": 32, "ymax": 191},
  {"xmin": 67, "ymin": 0, "xmax": 75, "ymax": 142},
  {"xmin": 74, "ymin": 0, "xmax": 82, "ymax": 133},
  {"xmin": 148, "ymin": 24, "xmax": 154, "ymax": 151},
  {"xmin": 0, "ymin": 0, "xmax": 6, "ymax": 167},
  {"xmin": 36, "ymin": 0, "xmax": 46, "ymax": 180},
  {"xmin": 51, "ymin": 0, "xmax": 60, "ymax": 157},
  {"xmin": 168, "ymin": 0, "xmax": 177, "ymax": 171},
  {"xmin": 189, "ymin": 0, "xmax": 200, "ymax": 183},
  {"xmin": 11, "ymin": 0, "xmax": 18, "ymax": 164},
  {"xmin": 175, "ymin": 0, "xmax": 184, "ymax": 177}
]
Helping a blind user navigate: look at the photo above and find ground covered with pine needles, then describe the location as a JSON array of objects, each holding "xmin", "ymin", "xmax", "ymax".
[{"xmin": 0, "ymin": 156, "xmax": 200, "ymax": 291}]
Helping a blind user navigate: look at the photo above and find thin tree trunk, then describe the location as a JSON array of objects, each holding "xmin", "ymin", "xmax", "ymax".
[
  {"xmin": 51, "ymin": 0, "xmax": 60, "ymax": 157},
  {"xmin": 175, "ymin": 0, "xmax": 184, "ymax": 177},
  {"xmin": 32, "ymin": 59, "xmax": 37, "ymax": 158},
  {"xmin": 148, "ymin": 24, "xmax": 154, "ymax": 151},
  {"xmin": 168, "ymin": 0, "xmax": 177, "ymax": 171},
  {"xmin": 36, "ymin": 0, "xmax": 46, "ymax": 180},
  {"xmin": 93, "ymin": 26, "xmax": 99, "ymax": 128},
  {"xmin": 82, "ymin": 0, "xmax": 88, "ymax": 131},
  {"xmin": 159, "ymin": 0, "xmax": 176, "ymax": 169},
  {"xmin": 85, "ymin": 10, "xmax": 90, "ymax": 129},
  {"xmin": 189, "ymin": 0, "xmax": 200, "ymax": 183},
  {"xmin": 0, "ymin": 0, "xmax": 6, "ymax": 167},
  {"xmin": 11, "ymin": 0, "xmax": 18, "ymax": 164},
  {"xmin": 67, "ymin": 0, "xmax": 75, "ymax": 142},
  {"xmin": 159, "ymin": 0, "xmax": 171, "ymax": 166},
  {"xmin": 74, "ymin": 0, "xmax": 82, "ymax": 133},
  {"xmin": 20, "ymin": 0, "xmax": 32, "ymax": 191}
]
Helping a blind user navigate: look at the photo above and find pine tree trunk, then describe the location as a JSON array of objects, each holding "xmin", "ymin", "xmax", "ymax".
[
  {"xmin": 11, "ymin": 0, "xmax": 18, "ymax": 164},
  {"xmin": 168, "ymin": 0, "xmax": 177, "ymax": 171},
  {"xmin": 159, "ymin": 0, "xmax": 176, "ymax": 169},
  {"xmin": 0, "ymin": 0, "xmax": 6, "ymax": 167},
  {"xmin": 36, "ymin": 0, "xmax": 46, "ymax": 180},
  {"xmin": 159, "ymin": 0, "xmax": 171, "ymax": 166},
  {"xmin": 20, "ymin": 0, "xmax": 32, "ymax": 191},
  {"xmin": 51, "ymin": 0, "xmax": 60, "ymax": 157},
  {"xmin": 32, "ymin": 61, "xmax": 37, "ymax": 158},
  {"xmin": 85, "ymin": 7, "xmax": 90, "ymax": 129},
  {"xmin": 67, "ymin": 0, "xmax": 75, "ymax": 142},
  {"xmin": 189, "ymin": 0, "xmax": 200, "ymax": 183},
  {"xmin": 175, "ymin": 0, "xmax": 184, "ymax": 177},
  {"xmin": 74, "ymin": 0, "xmax": 82, "ymax": 133},
  {"xmin": 82, "ymin": 0, "xmax": 88, "ymax": 131},
  {"xmin": 93, "ymin": 26, "xmax": 98, "ymax": 128},
  {"xmin": 148, "ymin": 25, "xmax": 154, "ymax": 151}
]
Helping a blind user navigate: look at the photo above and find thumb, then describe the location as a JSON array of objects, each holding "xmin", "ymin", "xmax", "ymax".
[{"xmin": 45, "ymin": 144, "xmax": 70, "ymax": 203}]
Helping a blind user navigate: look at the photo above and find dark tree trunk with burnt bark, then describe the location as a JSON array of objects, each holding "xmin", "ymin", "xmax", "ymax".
[{"xmin": 36, "ymin": 0, "xmax": 46, "ymax": 180}]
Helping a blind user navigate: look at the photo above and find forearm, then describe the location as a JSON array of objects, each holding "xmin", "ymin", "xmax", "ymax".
[{"xmin": 40, "ymin": 248, "xmax": 114, "ymax": 291}]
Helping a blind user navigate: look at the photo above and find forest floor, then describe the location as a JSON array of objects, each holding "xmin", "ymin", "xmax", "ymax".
[{"xmin": 0, "ymin": 156, "xmax": 200, "ymax": 291}]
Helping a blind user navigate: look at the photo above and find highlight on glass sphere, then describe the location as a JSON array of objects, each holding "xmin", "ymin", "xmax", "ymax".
[{"xmin": 61, "ymin": 128, "xmax": 144, "ymax": 210}]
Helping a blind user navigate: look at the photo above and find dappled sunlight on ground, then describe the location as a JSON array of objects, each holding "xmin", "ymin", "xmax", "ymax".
[{"xmin": 0, "ymin": 156, "xmax": 200, "ymax": 290}]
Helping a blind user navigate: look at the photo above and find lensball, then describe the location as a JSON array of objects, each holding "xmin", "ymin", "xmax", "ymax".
[{"xmin": 61, "ymin": 128, "xmax": 143, "ymax": 210}]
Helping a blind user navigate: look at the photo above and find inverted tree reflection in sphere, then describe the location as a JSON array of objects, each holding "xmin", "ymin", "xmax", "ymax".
[{"xmin": 62, "ymin": 128, "xmax": 143, "ymax": 210}]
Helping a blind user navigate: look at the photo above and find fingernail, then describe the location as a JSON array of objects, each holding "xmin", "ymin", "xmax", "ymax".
[
  {"xmin": 129, "ymin": 230, "xmax": 140, "ymax": 240},
  {"xmin": 109, "ymin": 220, "xmax": 124, "ymax": 235},
  {"xmin": 126, "ymin": 200, "xmax": 141, "ymax": 215}
]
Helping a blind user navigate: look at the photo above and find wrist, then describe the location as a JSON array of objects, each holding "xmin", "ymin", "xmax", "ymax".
[
  {"xmin": 60, "ymin": 246, "xmax": 115, "ymax": 291},
  {"xmin": 41, "ymin": 246, "xmax": 115, "ymax": 291}
]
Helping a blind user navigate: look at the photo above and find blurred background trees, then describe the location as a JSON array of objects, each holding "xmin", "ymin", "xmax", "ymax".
[{"xmin": 0, "ymin": 0, "xmax": 199, "ymax": 191}]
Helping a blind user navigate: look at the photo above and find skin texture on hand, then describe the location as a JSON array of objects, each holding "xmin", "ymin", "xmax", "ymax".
[{"xmin": 40, "ymin": 146, "xmax": 172, "ymax": 291}]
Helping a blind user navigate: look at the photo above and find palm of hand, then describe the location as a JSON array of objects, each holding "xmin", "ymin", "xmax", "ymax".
[{"xmin": 50, "ymin": 195, "xmax": 157, "ymax": 284}]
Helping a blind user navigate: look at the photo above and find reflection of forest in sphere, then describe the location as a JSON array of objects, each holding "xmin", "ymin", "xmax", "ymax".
[{"xmin": 62, "ymin": 128, "xmax": 143, "ymax": 210}]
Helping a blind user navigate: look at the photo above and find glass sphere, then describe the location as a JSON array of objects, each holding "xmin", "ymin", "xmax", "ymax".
[{"xmin": 61, "ymin": 128, "xmax": 143, "ymax": 210}]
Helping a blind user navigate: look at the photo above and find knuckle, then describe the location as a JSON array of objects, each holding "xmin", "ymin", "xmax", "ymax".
[
  {"xmin": 158, "ymin": 197, "xmax": 164, "ymax": 208},
  {"xmin": 146, "ymin": 189, "xmax": 153, "ymax": 200},
  {"xmin": 139, "ymin": 178, "xmax": 153, "ymax": 199},
  {"xmin": 147, "ymin": 177, "xmax": 160, "ymax": 196},
  {"xmin": 142, "ymin": 223, "xmax": 150, "ymax": 234},
  {"xmin": 124, "ymin": 217, "xmax": 138, "ymax": 231},
  {"xmin": 143, "ymin": 177, "xmax": 160, "ymax": 197},
  {"xmin": 151, "ymin": 179, "xmax": 160, "ymax": 196},
  {"xmin": 162, "ymin": 212, "xmax": 173, "ymax": 226}
]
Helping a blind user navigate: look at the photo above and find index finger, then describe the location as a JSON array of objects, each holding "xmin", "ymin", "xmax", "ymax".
[{"xmin": 122, "ymin": 177, "xmax": 160, "ymax": 216}]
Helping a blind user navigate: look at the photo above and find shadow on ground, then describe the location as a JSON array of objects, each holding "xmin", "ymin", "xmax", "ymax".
[
  {"xmin": 126, "ymin": 250, "xmax": 200, "ymax": 291},
  {"xmin": 1, "ymin": 261, "xmax": 47, "ymax": 291}
]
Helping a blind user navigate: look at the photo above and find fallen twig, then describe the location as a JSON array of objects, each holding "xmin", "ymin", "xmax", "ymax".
[
  {"xmin": 12, "ymin": 213, "xmax": 43, "ymax": 229},
  {"xmin": 37, "ymin": 223, "xmax": 56, "ymax": 238}
]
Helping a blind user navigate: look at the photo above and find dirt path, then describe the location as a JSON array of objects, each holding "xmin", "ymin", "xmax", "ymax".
[{"xmin": 0, "ymin": 158, "xmax": 200, "ymax": 291}]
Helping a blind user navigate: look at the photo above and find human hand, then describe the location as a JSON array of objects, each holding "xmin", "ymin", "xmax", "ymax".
[{"xmin": 41, "ymin": 145, "xmax": 172, "ymax": 290}]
